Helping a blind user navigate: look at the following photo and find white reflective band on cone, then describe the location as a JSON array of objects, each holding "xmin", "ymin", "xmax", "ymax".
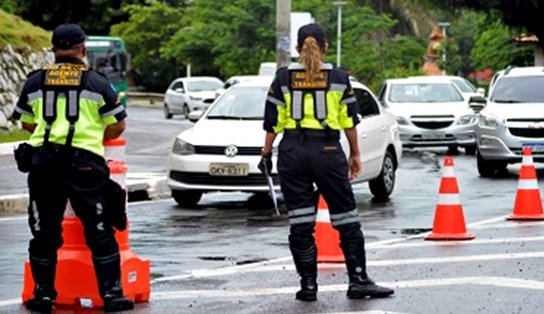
[
  {"xmin": 316, "ymin": 208, "xmax": 331, "ymax": 222},
  {"xmin": 522, "ymin": 155, "xmax": 534, "ymax": 165},
  {"xmin": 442, "ymin": 166, "xmax": 456, "ymax": 178},
  {"xmin": 518, "ymin": 179, "xmax": 539, "ymax": 190},
  {"xmin": 437, "ymin": 193, "xmax": 461, "ymax": 205}
]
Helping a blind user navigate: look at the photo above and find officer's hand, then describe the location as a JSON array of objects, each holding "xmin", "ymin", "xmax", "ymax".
[
  {"xmin": 258, "ymin": 151, "xmax": 272, "ymax": 175},
  {"xmin": 348, "ymin": 154, "xmax": 361, "ymax": 180}
]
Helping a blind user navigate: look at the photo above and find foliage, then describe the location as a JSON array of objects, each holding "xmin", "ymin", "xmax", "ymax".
[
  {"xmin": 470, "ymin": 19, "xmax": 533, "ymax": 72},
  {"xmin": 435, "ymin": 38, "xmax": 461, "ymax": 76},
  {"xmin": 110, "ymin": 1, "xmax": 185, "ymax": 91},
  {"xmin": 448, "ymin": 9, "xmax": 486, "ymax": 76},
  {"xmin": 0, "ymin": 8, "xmax": 50, "ymax": 50}
]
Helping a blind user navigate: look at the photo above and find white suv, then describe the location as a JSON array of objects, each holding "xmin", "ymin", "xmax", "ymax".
[{"xmin": 476, "ymin": 66, "xmax": 544, "ymax": 177}]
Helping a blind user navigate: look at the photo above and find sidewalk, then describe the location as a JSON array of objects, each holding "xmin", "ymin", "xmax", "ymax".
[{"xmin": 0, "ymin": 141, "xmax": 170, "ymax": 214}]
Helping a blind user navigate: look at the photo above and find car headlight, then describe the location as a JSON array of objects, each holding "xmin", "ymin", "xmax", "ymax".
[
  {"xmin": 457, "ymin": 114, "xmax": 475, "ymax": 125},
  {"xmin": 172, "ymin": 138, "xmax": 195, "ymax": 155},
  {"xmin": 189, "ymin": 96, "xmax": 202, "ymax": 101},
  {"xmin": 396, "ymin": 116, "xmax": 409, "ymax": 125},
  {"xmin": 478, "ymin": 113, "xmax": 499, "ymax": 128}
]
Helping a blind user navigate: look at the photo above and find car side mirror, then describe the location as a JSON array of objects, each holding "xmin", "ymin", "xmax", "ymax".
[
  {"xmin": 477, "ymin": 87, "xmax": 486, "ymax": 95},
  {"xmin": 188, "ymin": 110, "xmax": 204, "ymax": 123},
  {"xmin": 468, "ymin": 95, "xmax": 486, "ymax": 113},
  {"xmin": 175, "ymin": 88, "xmax": 184, "ymax": 93}
]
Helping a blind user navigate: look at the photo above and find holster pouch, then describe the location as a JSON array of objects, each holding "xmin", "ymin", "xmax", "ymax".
[
  {"xmin": 104, "ymin": 179, "xmax": 128, "ymax": 231},
  {"xmin": 14, "ymin": 143, "xmax": 36, "ymax": 173}
]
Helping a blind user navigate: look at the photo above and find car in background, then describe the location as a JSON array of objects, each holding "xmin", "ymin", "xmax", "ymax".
[
  {"xmin": 215, "ymin": 75, "xmax": 261, "ymax": 98},
  {"xmin": 475, "ymin": 66, "xmax": 544, "ymax": 177},
  {"xmin": 166, "ymin": 77, "xmax": 402, "ymax": 207},
  {"xmin": 258, "ymin": 62, "xmax": 276, "ymax": 76},
  {"xmin": 163, "ymin": 76, "xmax": 224, "ymax": 119},
  {"xmin": 377, "ymin": 76, "xmax": 477, "ymax": 154}
]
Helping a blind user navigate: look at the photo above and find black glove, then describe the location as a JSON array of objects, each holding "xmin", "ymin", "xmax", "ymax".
[
  {"xmin": 258, "ymin": 152, "xmax": 272, "ymax": 175},
  {"xmin": 103, "ymin": 179, "xmax": 128, "ymax": 231}
]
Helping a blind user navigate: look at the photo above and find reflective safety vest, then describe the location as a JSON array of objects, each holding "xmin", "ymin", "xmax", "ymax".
[{"xmin": 266, "ymin": 63, "xmax": 358, "ymax": 133}]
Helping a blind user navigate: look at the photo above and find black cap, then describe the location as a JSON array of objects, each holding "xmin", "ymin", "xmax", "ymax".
[
  {"xmin": 297, "ymin": 23, "xmax": 326, "ymax": 48},
  {"xmin": 52, "ymin": 24, "xmax": 86, "ymax": 49}
]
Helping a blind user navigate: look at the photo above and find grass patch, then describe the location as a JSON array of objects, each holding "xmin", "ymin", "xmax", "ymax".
[
  {"xmin": 0, "ymin": 128, "xmax": 30, "ymax": 143},
  {"xmin": 0, "ymin": 9, "xmax": 50, "ymax": 51}
]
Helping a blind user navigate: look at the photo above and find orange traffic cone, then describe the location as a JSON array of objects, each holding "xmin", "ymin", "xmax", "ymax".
[
  {"xmin": 22, "ymin": 141, "xmax": 150, "ymax": 309},
  {"xmin": 425, "ymin": 156, "xmax": 475, "ymax": 240},
  {"xmin": 508, "ymin": 146, "xmax": 544, "ymax": 220},
  {"xmin": 315, "ymin": 195, "xmax": 344, "ymax": 262}
]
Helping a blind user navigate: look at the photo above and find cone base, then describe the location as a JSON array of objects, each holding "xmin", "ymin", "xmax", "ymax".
[
  {"xmin": 425, "ymin": 232, "xmax": 475, "ymax": 241},
  {"xmin": 317, "ymin": 255, "xmax": 344, "ymax": 263},
  {"xmin": 507, "ymin": 214, "xmax": 544, "ymax": 221}
]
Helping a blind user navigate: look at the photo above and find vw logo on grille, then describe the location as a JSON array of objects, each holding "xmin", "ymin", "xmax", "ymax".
[{"xmin": 224, "ymin": 145, "xmax": 238, "ymax": 158}]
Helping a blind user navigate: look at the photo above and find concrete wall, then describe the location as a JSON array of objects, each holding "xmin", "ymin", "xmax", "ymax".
[{"xmin": 0, "ymin": 45, "xmax": 53, "ymax": 130}]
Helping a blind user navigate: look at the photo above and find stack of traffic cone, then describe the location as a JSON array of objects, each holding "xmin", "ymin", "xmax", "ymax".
[
  {"xmin": 425, "ymin": 156, "xmax": 475, "ymax": 240},
  {"xmin": 315, "ymin": 195, "xmax": 344, "ymax": 262},
  {"xmin": 22, "ymin": 139, "xmax": 150, "ymax": 309},
  {"xmin": 508, "ymin": 146, "xmax": 544, "ymax": 220}
]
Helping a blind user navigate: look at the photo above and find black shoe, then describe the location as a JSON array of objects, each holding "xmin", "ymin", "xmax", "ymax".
[
  {"xmin": 347, "ymin": 279, "xmax": 394, "ymax": 299},
  {"xmin": 295, "ymin": 277, "xmax": 317, "ymax": 301},
  {"xmin": 25, "ymin": 296, "xmax": 53, "ymax": 313},
  {"xmin": 104, "ymin": 295, "xmax": 134, "ymax": 312}
]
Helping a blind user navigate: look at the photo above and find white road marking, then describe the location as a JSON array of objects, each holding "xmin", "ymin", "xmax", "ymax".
[
  {"xmin": 154, "ymin": 250, "xmax": 544, "ymax": 281},
  {"xmin": 151, "ymin": 276, "xmax": 544, "ymax": 300}
]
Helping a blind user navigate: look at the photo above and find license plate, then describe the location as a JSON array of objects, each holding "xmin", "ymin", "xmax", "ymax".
[
  {"xmin": 522, "ymin": 143, "xmax": 544, "ymax": 153},
  {"xmin": 421, "ymin": 133, "xmax": 445, "ymax": 140},
  {"xmin": 209, "ymin": 163, "xmax": 249, "ymax": 176}
]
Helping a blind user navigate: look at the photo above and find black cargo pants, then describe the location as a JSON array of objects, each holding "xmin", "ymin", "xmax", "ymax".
[
  {"xmin": 277, "ymin": 131, "xmax": 366, "ymax": 275},
  {"xmin": 26, "ymin": 145, "xmax": 120, "ymax": 287}
]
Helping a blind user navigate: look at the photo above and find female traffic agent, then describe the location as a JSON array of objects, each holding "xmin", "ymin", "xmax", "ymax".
[{"xmin": 259, "ymin": 23, "xmax": 394, "ymax": 301}]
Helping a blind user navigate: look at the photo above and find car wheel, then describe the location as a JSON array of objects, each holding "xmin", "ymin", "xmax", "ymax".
[
  {"xmin": 164, "ymin": 103, "xmax": 173, "ymax": 119},
  {"xmin": 183, "ymin": 104, "xmax": 190, "ymax": 119},
  {"xmin": 477, "ymin": 150, "xmax": 498, "ymax": 177},
  {"xmin": 369, "ymin": 150, "xmax": 396, "ymax": 202},
  {"xmin": 464, "ymin": 145, "xmax": 476, "ymax": 155},
  {"xmin": 247, "ymin": 192, "xmax": 274, "ymax": 209},
  {"xmin": 172, "ymin": 190, "xmax": 203, "ymax": 208}
]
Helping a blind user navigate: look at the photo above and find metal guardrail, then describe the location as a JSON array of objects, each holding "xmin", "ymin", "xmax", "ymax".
[{"xmin": 126, "ymin": 91, "xmax": 164, "ymax": 106}]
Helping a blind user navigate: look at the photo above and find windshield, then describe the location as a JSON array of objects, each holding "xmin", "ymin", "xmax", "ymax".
[
  {"xmin": 491, "ymin": 76, "xmax": 544, "ymax": 103},
  {"xmin": 206, "ymin": 86, "xmax": 267, "ymax": 119},
  {"xmin": 186, "ymin": 80, "xmax": 223, "ymax": 92},
  {"xmin": 87, "ymin": 51, "xmax": 127, "ymax": 83},
  {"xmin": 452, "ymin": 78, "xmax": 478, "ymax": 93},
  {"xmin": 388, "ymin": 83, "xmax": 464, "ymax": 103}
]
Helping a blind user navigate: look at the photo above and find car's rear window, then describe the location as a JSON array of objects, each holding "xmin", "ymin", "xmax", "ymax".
[
  {"xmin": 206, "ymin": 86, "xmax": 268, "ymax": 119},
  {"xmin": 388, "ymin": 83, "xmax": 464, "ymax": 103},
  {"xmin": 491, "ymin": 76, "xmax": 544, "ymax": 103}
]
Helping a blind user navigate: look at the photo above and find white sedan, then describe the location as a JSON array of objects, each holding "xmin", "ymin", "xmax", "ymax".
[
  {"xmin": 166, "ymin": 77, "xmax": 402, "ymax": 207},
  {"xmin": 163, "ymin": 76, "xmax": 224, "ymax": 119}
]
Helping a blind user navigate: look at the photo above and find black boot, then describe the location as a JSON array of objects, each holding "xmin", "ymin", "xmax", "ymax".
[
  {"xmin": 340, "ymin": 237, "xmax": 394, "ymax": 299},
  {"xmin": 290, "ymin": 236, "xmax": 318, "ymax": 301},
  {"xmin": 93, "ymin": 254, "xmax": 134, "ymax": 312},
  {"xmin": 26, "ymin": 257, "xmax": 57, "ymax": 313}
]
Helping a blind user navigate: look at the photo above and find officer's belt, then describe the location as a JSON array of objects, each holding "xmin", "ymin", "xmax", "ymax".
[
  {"xmin": 39, "ymin": 143, "xmax": 103, "ymax": 163},
  {"xmin": 284, "ymin": 129, "xmax": 340, "ymax": 140}
]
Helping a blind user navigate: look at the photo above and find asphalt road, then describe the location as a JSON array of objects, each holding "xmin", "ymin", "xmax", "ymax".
[{"xmin": 2, "ymin": 139, "xmax": 544, "ymax": 313}]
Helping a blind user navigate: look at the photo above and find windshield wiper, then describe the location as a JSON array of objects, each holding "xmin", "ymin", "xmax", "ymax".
[
  {"xmin": 207, "ymin": 115, "xmax": 242, "ymax": 120},
  {"xmin": 493, "ymin": 99, "xmax": 521, "ymax": 103}
]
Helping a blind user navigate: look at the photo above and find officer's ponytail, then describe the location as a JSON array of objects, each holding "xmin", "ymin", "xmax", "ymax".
[{"xmin": 299, "ymin": 36, "xmax": 323, "ymax": 81}]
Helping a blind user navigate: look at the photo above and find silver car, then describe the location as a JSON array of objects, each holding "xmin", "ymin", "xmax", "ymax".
[
  {"xmin": 476, "ymin": 66, "xmax": 544, "ymax": 177},
  {"xmin": 377, "ymin": 76, "xmax": 477, "ymax": 154}
]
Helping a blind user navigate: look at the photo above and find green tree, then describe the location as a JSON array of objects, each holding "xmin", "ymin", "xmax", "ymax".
[
  {"xmin": 448, "ymin": 9, "xmax": 486, "ymax": 76},
  {"xmin": 470, "ymin": 19, "xmax": 533, "ymax": 71},
  {"xmin": 110, "ymin": 1, "xmax": 185, "ymax": 91}
]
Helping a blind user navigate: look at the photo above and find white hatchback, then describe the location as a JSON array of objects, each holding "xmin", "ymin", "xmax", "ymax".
[
  {"xmin": 166, "ymin": 77, "xmax": 402, "ymax": 207},
  {"xmin": 163, "ymin": 76, "xmax": 224, "ymax": 119},
  {"xmin": 377, "ymin": 76, "xmax": 477, "ymax": 154}
]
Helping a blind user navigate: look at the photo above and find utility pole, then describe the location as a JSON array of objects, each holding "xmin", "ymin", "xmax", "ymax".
[
  {"xmin": 276, "ymin": 0, "xmax": 291, "ymax": 69},
  {"xmin": 333, "ymin": 1, "xmax": 346, "ymax": 68}
]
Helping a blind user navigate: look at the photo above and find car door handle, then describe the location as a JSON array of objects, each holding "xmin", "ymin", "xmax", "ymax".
[
  {"xmin": 380, "ymin": 125, "xmax": 387, "ymax": 132},
  {"xmin": 360, "ymin": 133, "xmax": 368, "ymax": 139}
]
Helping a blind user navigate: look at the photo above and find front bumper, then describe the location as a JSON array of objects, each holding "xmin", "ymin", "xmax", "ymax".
[
  {"xmin": 477, "ymin": 125, "xmax": 544, "ymax": 163},
  {"xmin": 399, "ymin": 123, "xmax": 476, "ymax": 147}
]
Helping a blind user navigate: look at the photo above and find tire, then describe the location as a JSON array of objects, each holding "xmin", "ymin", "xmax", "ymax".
[
  {"xmin": 477, "ymin": 150, "xmax": 498, "ymax": 177},
  {"xmin": 369, "ymin": 150, "xmax": 396, "ymax": 202},
  {"xmin": 172, "ymin": 190, "xmax": 203, "ymax": 208},
  {"xmin": 247, "ymin": 192, "xmax": 274, "ymax": 209},
  {"xmin": 464, "ymin": 145, "xmax": 476, "ymax": 155},
  {"xmin": 183, "ymin": 104, "xmax": 190, "ymax": 119},
  {"xmin": 164, "ymin": 103, "xmax": 173, "ymax": 119}
]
